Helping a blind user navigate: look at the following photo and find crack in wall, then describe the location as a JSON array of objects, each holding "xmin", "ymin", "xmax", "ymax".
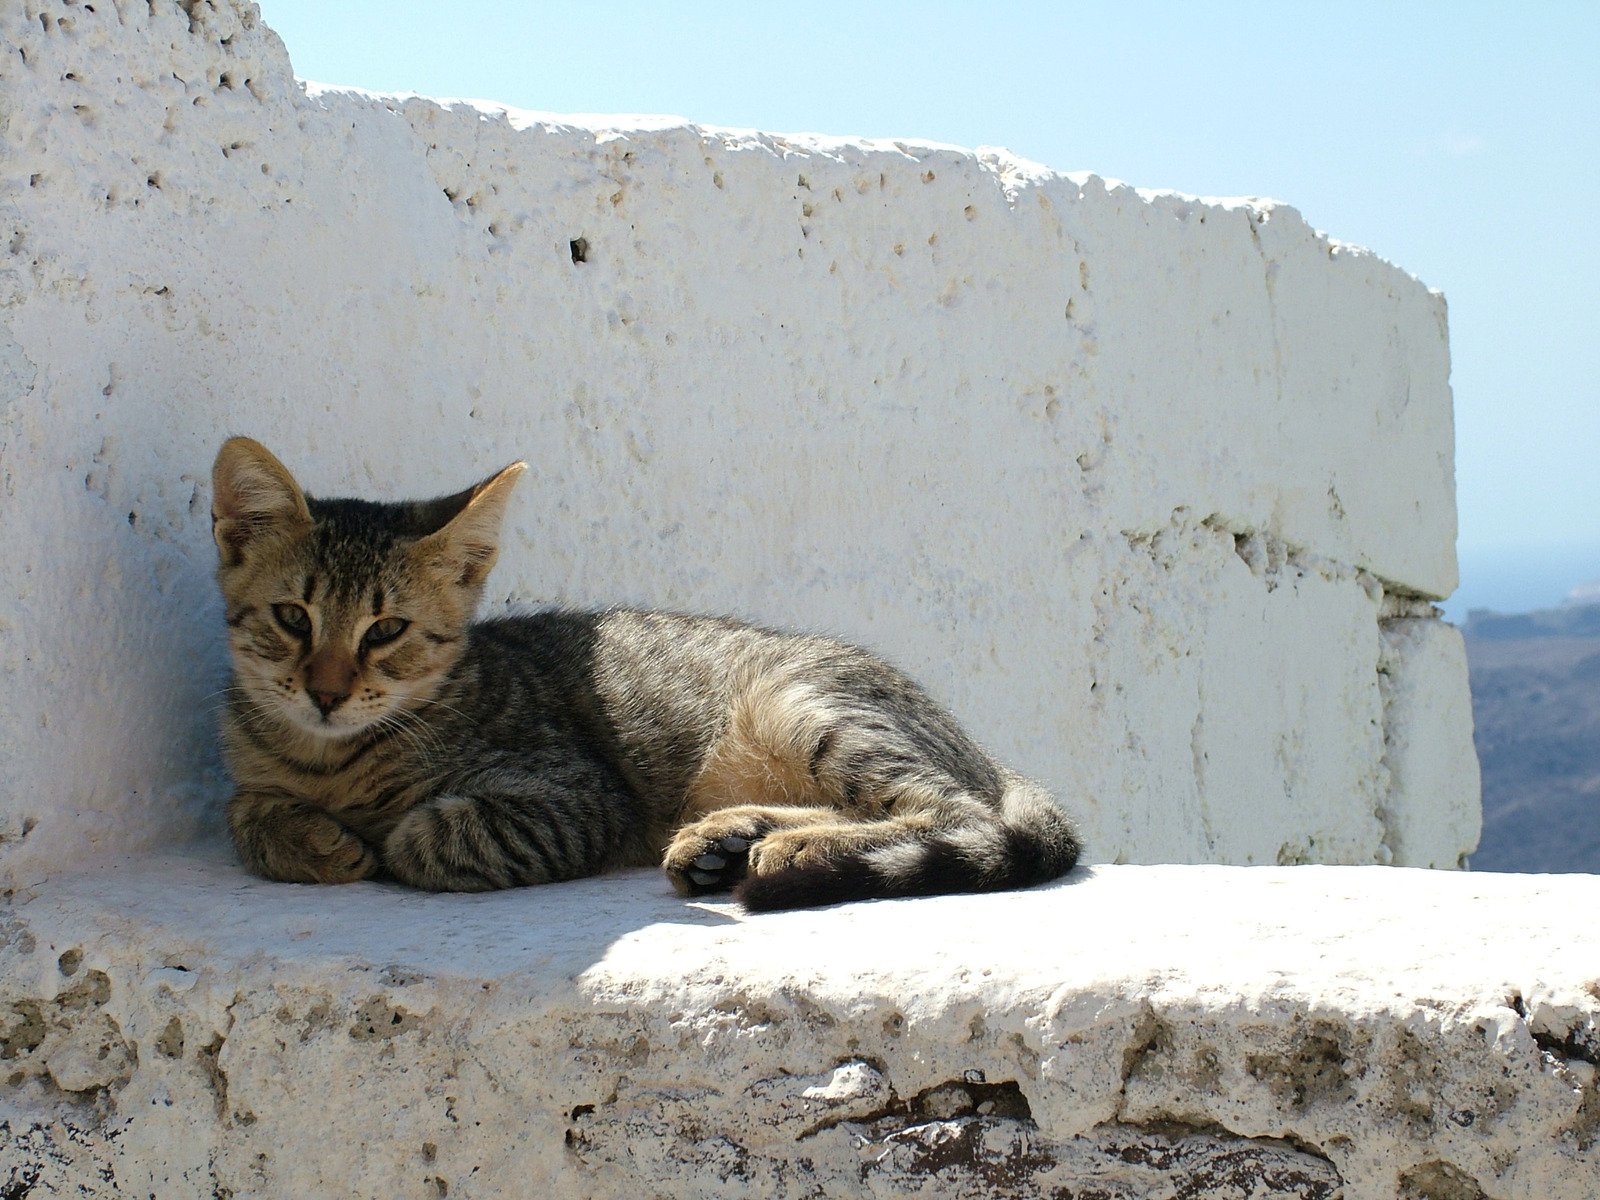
[
  {"xmin": 802, "ymin": 1072, "xmax": 1032, "ymax": 1143},
  {"xmin": 1506, "ymin": 991, "xmax": 1600, "ymax": 1152},
  {"xmin": 1121, "ymin": 507, "xmax": 1434, "ymax": 606},
  {"xmin": 196, "ymin": 992, "xmax": 241, "ymax": 1124},
  {"xmin": 855, "ymin": 1111, "xmax": 1345, "ymax": 1199},
  {"xmin": 1246, "ymin": 207, "xmax": 1287, "ymax": 420},
  {"xmin": 714, "ymin": 1041, "xmax": 1353, "ymax": 1198},
  {"xmin": 1531, "ymin": 1025, "xmax": 1600, "ymax": 1070},
  {"xmin": 1118, "ymin": 506, "xmax": 1457, "ymax": 867}
]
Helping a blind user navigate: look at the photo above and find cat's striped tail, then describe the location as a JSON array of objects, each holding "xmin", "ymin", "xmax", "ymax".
[{"xmin": 734, "ymin": 776, "xmax": 1082, "ymax": 912}]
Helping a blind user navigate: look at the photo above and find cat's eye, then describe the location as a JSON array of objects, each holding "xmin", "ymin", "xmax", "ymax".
[
  {"xmin": 272, "ymin": 603, "xmax": 311, "ymax": 635},
  {"xmin": 363, "ymin": 617, "xmax": 409, "ymax": 647}
]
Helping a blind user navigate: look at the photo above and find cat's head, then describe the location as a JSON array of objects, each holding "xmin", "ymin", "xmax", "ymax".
[{"xmin": 211, "ymin": 438, "xmax": 525, "ymax": 739}]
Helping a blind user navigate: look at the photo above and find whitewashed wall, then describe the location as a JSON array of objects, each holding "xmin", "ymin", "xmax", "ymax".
[{"xmin": 0, "ymin": 0, "xmax": 1478, "ymax": 889}]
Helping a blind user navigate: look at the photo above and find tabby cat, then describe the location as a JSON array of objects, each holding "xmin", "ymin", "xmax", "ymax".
[{"xmin": 211, "ymin": 437, "xmax": 1081, "ymax": 910}]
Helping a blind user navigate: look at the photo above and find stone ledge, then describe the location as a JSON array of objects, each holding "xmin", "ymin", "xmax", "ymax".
[{"xmin": 2, "ymin": 853, "xmax": 1596, "ymax": 1198}]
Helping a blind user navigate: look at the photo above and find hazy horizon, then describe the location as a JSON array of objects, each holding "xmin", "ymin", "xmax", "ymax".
[{"xmin": 1444, "ymin": 542, "xmax": 1600, "ymax": 621}]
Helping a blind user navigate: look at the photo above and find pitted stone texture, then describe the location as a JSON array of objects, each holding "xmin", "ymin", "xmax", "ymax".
[
  {"xmin": 2, "ymin": 857, "xmax": 1597, "ymax": 1198},
  {"xmin": 0, "ymin": 0, "xmax": 1473, "ymax": 886}
]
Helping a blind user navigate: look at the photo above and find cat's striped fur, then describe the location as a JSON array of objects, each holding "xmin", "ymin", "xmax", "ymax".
[{"xmin": 212, "ymin": 438, "xmax": 1081, "ymax": 910}]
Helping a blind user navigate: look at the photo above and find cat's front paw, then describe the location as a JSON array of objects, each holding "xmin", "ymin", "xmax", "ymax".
[
  {"xmin": 231, "ymin": 795, "xmax": 379, "ymax": 885},
  {"xmin": 746, "ymin": 828, "xmax": 836, "ymax": 875},
  {"xmin": 302, "ymin": 819, "xmax": 380, "ymax": 884},
  {"xmin": 663, "ymin": 818, "xmax": 769, "ymax": 896}
]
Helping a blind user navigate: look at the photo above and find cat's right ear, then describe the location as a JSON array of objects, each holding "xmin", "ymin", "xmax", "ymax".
[{"xmin": 211, "ymin": 437, "xmax": 312, "ymax": 566}]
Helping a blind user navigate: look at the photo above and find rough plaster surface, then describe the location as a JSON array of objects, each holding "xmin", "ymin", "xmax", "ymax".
[
  {"xmin": 2, "ymin": 857, "xmax": 1597, "ymax": 1198},
  {"xmin": 0, "ymin": 0, "xmax": 1477, "ymax": 888}
]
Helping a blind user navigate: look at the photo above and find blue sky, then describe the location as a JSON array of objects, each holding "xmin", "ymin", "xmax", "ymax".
[{"xmin": 257, "ymin": 1, "xmax": 1598, "ymax": 615}]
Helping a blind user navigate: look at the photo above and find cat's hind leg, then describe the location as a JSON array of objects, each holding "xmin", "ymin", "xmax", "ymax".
[
  {"xmin": 670, "ymin": 659, "xmax": 1081, "ymax": 909},
  {"xmin": 735, "ymin": 774, "xmax": 1082, "ymax": 911}
]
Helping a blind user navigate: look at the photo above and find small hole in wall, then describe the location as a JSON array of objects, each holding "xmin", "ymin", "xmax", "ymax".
[
  {"xmin": 127, "ymin": 511, "xmax": 138, "ymax": 528},
  {"xmin": 569, "ymin": 237, "xmax": 589, "ymax": 264}
]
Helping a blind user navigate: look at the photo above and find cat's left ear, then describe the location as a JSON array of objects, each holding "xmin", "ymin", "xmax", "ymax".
[{"xmin": 416, "ymin": 462, "xmax": 527, "ymax": 589}]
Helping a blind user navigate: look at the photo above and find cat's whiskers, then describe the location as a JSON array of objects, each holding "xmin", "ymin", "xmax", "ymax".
[
  {"xmin": 371, "ymin": 707, "xmax": 449, "ymax": 773},
  {"xmin": 365, "ymin": 690, "xmax": 455, "ymax": 758},
  {"xmin": 404, "ymin": 692, "xmax": 476, "ymax": 726},
  {"xmin": 210, "ymin": 682, "xmax": 288, "ymax": 736}
]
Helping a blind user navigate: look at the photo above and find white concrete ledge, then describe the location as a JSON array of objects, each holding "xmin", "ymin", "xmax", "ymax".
[{"xmin": 3, "ymin": 858, "xmax": 1596, "ymax": 1197}]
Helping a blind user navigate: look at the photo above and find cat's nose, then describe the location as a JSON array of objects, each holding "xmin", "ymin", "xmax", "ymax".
[{"xmin": 309, "ymin": 689, "xmax": 348, "ymax": 716}]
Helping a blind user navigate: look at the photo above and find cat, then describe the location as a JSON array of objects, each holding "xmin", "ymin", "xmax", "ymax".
[{"xmin": 211, "ymin": 437, "xmax": 1081, "ymax": 910}]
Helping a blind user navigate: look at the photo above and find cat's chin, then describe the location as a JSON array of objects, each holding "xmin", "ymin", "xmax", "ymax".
[{"xmin": 284, "ymin": 708, "xmax": 381, "ymax": 742}]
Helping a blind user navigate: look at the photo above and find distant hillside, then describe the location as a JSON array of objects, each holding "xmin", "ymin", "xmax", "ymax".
[{"xmin": 1464, "ymin": 602, "xmax": 1600, "ymax": 873}]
